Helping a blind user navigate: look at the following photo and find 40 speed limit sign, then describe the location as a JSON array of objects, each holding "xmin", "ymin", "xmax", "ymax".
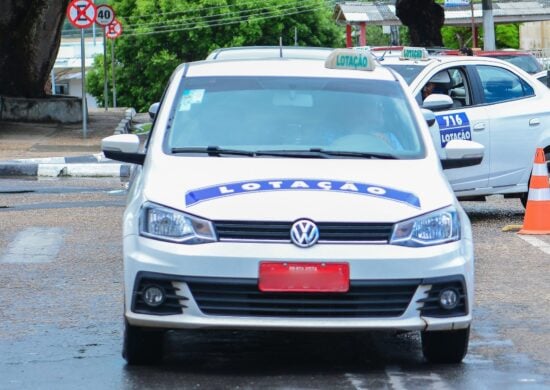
[{"xmin": 96, "ymin": 4, "xmax": 115, "ymax": 26}]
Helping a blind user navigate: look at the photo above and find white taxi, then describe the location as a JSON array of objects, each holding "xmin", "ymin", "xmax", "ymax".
[
  {"xmin": 102, "ymin": 49, "xmax": 484, "ymax": 365},
  {"xmin": 378, "ymin": 47, "xmax": 550, "ymax": 207}
]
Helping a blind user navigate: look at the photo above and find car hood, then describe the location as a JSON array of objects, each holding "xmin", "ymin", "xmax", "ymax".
[{"xmin": 141, "ymin": 156, "xmax": 455, "ymax": 222}]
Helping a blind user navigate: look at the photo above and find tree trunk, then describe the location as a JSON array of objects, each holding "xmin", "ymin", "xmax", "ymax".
[
  {"xmin": 395, "ymin": 0, "xmax": 445, "ymax": 47},
  {"xmin": 0, "ymin": 0, "xmax": 70, "ymax": 98}
]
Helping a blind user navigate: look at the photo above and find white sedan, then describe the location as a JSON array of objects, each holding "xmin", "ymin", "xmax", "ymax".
[
  {"xmin": 103, "ymin": 49, "xmax": 484, "ymax": 365},
  {"xmin": 380, "ymin": 49, "xmax": 550, "ymax": 207}
]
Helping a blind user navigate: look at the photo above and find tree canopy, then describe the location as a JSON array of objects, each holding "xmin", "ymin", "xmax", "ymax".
[
  {"xmin": 0, "ymin": 0, "xmax": 70, "ymax": 98},
  {"xmin": 87, "ymin": 0, "xmax": 345, "ymax": 111}
]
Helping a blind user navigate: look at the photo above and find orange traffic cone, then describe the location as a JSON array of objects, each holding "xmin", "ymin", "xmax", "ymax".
[{"xmin": 518, "ymin": 148, "xmax": 550, "ymax": 235}]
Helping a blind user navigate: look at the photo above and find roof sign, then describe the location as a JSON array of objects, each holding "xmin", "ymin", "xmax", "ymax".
[
  {"xmin": 325, "ymin": 49, "xmax": 376, "ymax": 71},
  {"xmin": 400, "ymin": 47, "xmax": 430, "ymax": 61}
]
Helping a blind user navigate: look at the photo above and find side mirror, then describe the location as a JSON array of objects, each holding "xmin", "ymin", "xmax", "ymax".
[
  {"xmin": 441, "ymin": 139, "xmax": 484, "ymax": 169},
  {"xmin": 148, "ymin": 102, "xmax": 160, "ymax": 120},
  {"xmin": 422, "ymin": 93, "xmax": 453, "ymax": 111},
  {"xmin": 102, "ymin": 134, "xmax": 145, "ymax": 165},
  {"xmin": 421, "ymin": 108, "xmax": 436, "ymax": 127}
]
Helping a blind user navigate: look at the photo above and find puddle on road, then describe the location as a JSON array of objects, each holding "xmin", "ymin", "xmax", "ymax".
[{"xmin": 0, "ymin": 227, "xmax": 64, "ymax": 264}]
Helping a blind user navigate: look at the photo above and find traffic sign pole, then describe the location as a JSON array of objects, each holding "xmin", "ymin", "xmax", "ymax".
[
  {"xmin": 103, "ymin": 29, "xmax": 109, "ymax": 111},
  {"xmin": 105, "ymin": 18, "xmax": 122, "ymax": 108},
  {"xmin": 67, "ymin": 0, "xmax": 97, "ymax": 138},
  {"xmin": 112, "ymin": 40, "xmax": 117, "ymax": 108},
  {"xmin": 94, "ymin": 4, "xmax": 115, "ymax": 112},
  {"xmin": 81, "ymin": 28, "xmax": 87, "ymax": 138}
]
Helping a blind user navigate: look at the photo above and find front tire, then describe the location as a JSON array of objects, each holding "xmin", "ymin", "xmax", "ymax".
[
  {"xmin": 122, "ymin": 320, "xmax": 165, "ymax": 365},
  {"xmin": 421, "ymin": 327, "xmax": 470, "ymax": 364}
]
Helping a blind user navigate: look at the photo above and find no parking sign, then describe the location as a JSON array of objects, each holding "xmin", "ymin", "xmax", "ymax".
[
  {"xmin": 106, "ymin": 19, "xmax": 123, "ymax": 39},
  {"xmin": 66, "ymin": 0, "xmax": 97, "ymax": 29}
]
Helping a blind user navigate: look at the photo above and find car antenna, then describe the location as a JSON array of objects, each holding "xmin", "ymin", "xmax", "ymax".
[{"xmin": 279, "ymin": 36, "xmax": 283, "ymax": 58}]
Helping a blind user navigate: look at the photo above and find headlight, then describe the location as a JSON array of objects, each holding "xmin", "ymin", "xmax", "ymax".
[
  {"xmin": 390, "ymin": 206, "xmax": 460, "ymax": 247},
  {"xmin": 139, "ymin": 202, "xmax": 216, "ymax": 244}
]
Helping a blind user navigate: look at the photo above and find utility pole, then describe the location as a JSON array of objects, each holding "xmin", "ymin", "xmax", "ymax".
[
  {"xmin": 470, "ymin": 1, "xmax": 476, "ymax": 48},
  {"xmin": 482, "ymin": 0, "xmax": 496, "ymax": 50}
]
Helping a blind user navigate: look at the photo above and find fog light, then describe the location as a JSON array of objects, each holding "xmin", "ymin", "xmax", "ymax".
[
  {"xmin": 438, "ymin": 288, "xmax": 459, "ymax": 310},
  {"xmin": 143, "ymin": 285, "xmax": 165, "ymax": 307}
]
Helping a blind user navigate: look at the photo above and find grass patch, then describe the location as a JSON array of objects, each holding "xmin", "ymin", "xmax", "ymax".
[{"xmin": 133, "ymin": 123, "xmax": 152, "ymax": 134}]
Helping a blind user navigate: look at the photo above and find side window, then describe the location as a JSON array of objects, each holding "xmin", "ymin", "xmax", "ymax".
[
  {"xmin": 416, "ymin": 67, "xmax": 471, "ymax": 108},
  {"xmin": 476, "ymin": 65, "xmax": 535, "ymax": 104}
]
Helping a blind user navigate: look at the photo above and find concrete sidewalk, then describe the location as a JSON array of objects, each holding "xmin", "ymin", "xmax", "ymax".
[{"xmin": 0, "ymin": 108, "xmax": 144, "ymax": 178}]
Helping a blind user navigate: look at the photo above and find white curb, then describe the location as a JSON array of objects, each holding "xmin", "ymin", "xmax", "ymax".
[{"xmin": 37, "ymin": 163, "xmax": 128, "ymax": 178}]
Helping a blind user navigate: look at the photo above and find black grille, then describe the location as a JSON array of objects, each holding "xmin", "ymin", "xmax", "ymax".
[
  {"xmin": 133, "ymin": 275, "xmax": 189, "ymax": 316},
  {"xmin": 214, "ymin": 221, "xmax": 394, "ymax": 243},
  {"xmin": 418, "ymin": 276, "xmax": 467, "ymax": 318},
  {"xmin": 186, "ymin": 277, "xmax": 420, "ymax": 318}
]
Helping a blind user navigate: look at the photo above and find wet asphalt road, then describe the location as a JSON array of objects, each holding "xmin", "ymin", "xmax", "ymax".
[{"xmin": 0, "ymin": 178, "xmax": 549, "ymax": 390}]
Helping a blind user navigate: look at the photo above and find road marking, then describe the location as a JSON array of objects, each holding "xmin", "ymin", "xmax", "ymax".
[
  {"xmin": 0, "ymin": 227, "xmax": 64, "ymax": 263},
  {"xmin": 386, "ymin": 366, "xmax": 452, "ymax": 390},
  {"xmin": 517, "ymin": 235, "xmax": 550, "ymax": 255},
  {"xmin": 344, "ymin": 373, "xmax": 369, "ymax": 390}
]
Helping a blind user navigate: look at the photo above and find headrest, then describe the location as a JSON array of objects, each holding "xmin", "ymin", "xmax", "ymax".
[{"xmin": 429, "ymin": 71, "xmax": 451, "ymax": 84}]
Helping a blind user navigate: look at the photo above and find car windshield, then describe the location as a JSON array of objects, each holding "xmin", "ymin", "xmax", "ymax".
[
  {"xmin": 166, "ymin": 76, "xmax": 425, "ymax": 159},
  {"xmin": 383, "ymin": 64, "xmax": 426, "ymax": 84}
]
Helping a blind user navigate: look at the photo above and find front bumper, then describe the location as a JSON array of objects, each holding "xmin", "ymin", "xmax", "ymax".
[{"xmin": 123, "ymin": 235, "xmax": 474, "ymax": 332}]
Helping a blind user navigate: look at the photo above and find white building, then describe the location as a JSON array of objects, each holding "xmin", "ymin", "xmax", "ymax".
[{"xmin": 52, "ymin": 36, "xmax": 105, "ymax": 109}]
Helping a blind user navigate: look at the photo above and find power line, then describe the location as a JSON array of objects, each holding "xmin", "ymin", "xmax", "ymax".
[
  {"xmin": 121, "ymin": 0, "xmax": 326, "ymax": 21},
  {"xmin": 121, "ymin": 3, "xmax": 328, "ymax": 37},
  {"xmin": 123, "ymin": 6, "xmax": 327, "ymax": 37},
  {"xmin": 123, "ymin": 1, "xmax": 325, "ymax": 32},
  {"xmin": 123, "ymin": 0, "xmax": 279, "ymax": 20},
  {"xmin": 122, "ymin": 0, "xmax": 318, "ymax": 29}
]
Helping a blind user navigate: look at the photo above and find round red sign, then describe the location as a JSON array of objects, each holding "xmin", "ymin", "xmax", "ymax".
[
  {"xmin": 96, "ymin": 4, "xmax": 115, "ymax": 27},
  {"xmin": 106, "ymin": 19, "xmax": 123, "ymax": 39},
  {"xmin": 66, "ymin": 0, "xmax": 97, "ymax": 29}
]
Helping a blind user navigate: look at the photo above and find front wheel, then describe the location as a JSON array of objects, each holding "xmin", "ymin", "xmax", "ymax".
[
  {"xmin": 421, "ymin": 327, "xmax": 470, "ymax": 364},
  {"xmin": 122, "ymin": 320, "xmax": 165, "ymax": 365}
]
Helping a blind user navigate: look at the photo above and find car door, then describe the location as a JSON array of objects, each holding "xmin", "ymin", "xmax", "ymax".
[
  {"xmin": 473, "ymin": 64, "xmax": 546, "ymax": 190},
  {"xmin": 415, "ymin": 66, "xmax": 491, "ymax": 193}
]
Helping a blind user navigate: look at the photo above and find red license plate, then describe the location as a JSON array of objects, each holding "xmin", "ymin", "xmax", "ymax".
[{"xmin": 259, "ymin": 262, "xmax": 349, "ymax": 293}]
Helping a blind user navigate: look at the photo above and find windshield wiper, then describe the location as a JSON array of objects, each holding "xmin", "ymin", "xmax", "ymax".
[
  {"xmin": 171, "ymin": 146, "xmax": 255, "ymax": 157},
  {"xmin": 309, "ymin": 148, "xmax": 398, "ymax": 159},
  {"xmin": 255, "ymin": 148, "xmax": 398, "ymax": 159},
  {"xmin": 170, "ymin": 147, "xmax": 398, "ymax": 159}
]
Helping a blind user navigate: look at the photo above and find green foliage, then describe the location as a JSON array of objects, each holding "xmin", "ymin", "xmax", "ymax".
[
  {"xmin": 442, "ymin": 26, "xmax": 473, "ymax": 48},
  {"xmin": 441, "ymin": 23, "xmax": 519, "ymax": 50},
  {"xmin": 87, "ymin": 0, "xmax": 345, "ymax": 111},
  {"xmin": 495, "ymin": 24, "xmax": 519, "ymax": 49}
]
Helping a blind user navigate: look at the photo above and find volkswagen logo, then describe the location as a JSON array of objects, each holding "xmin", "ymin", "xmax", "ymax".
[{"xmin": 290, "ymin": 219, "xmax": 320, "ymax": 248}]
